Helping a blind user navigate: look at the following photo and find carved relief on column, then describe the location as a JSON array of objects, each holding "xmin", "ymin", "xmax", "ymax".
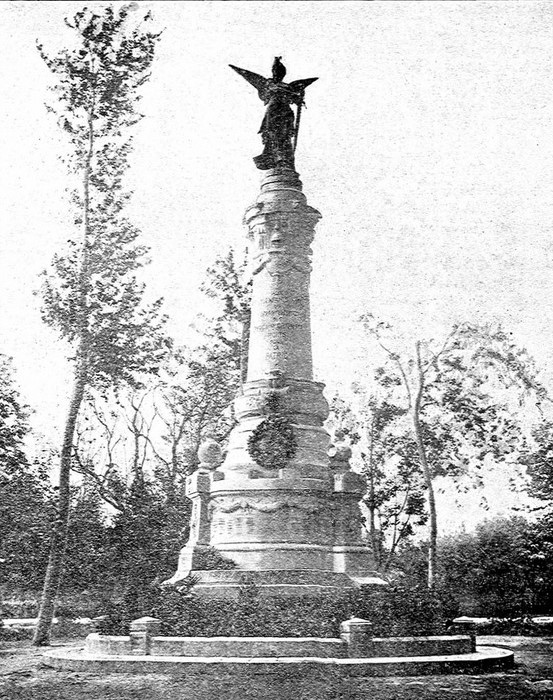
[
  {"xmin": 244, "ymin": 170, "xmax": 321, "ymax": 384},
  {"xmin": 208, "ymin": 493, "xmax": 334, "ymax": 546},
  {"xmin": 248, "ymin": 211, "xmax": 316, "ymax": 277}
]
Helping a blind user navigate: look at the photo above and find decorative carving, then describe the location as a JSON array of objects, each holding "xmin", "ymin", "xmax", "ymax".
[
  {"xmin": 234, "ymin": 377, "xmax": 329, "ymax": 425},
  {"xmin": 252, "ymin": 254, "xmax": 270, "ymax": 275},
  {"xmin": 247, "ymin": 415, "xmax": 298, "ymax": 471},
  {"xmin": 197, "ymin": 437, "xmax": 223, "ymax": 471},
  {"xmin": 209, "ymin": 495, "xmax": 325, "ymax": 515}
]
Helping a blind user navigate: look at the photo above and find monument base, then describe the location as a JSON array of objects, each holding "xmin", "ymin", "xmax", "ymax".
[{"xmin": 168, "ymin": 568, "xmax": 386, "ymax": 599}]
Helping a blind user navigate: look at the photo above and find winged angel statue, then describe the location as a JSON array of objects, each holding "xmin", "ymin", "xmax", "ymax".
[{"xmin": 230, "ymin": 58, "xmax": 318, "ymax": 170}]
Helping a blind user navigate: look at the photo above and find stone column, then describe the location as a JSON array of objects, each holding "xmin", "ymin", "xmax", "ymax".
[
  {"xmin": 245, "ymin": 169, "xmax": 319, "ymax": 382},
  {"xmin": 206, "ymin": 168, "xmax": 337, "ymax": 577},
  {"xmin": 220, "ymin": 168, "xmax": 329, "ymax": 482}
]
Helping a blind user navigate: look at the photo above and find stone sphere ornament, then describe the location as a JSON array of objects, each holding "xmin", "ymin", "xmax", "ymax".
[
  {"xmin": 197, "ymin": 437, "xmax": 223, "ymax": 470},
  {"xmin": 328, "ymin": 436, "xmax": 352, "ymax": 472}
]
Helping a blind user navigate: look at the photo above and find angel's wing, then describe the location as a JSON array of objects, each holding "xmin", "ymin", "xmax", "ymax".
[
  {"xmin": 288, "ymin": 77, "xmax": 319, "ymax": 93},
  {"xmin": 229, "ymin": 65, "xmax": 269, "ymax": 100}
]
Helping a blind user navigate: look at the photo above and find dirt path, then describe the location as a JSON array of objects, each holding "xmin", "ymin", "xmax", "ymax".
[{"xmin": 0, "ymin": 638, "xmax": 552, "ymax": 700}]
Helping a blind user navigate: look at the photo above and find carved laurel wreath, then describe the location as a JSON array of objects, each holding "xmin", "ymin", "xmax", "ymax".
[{"xmin": 247, "ymin": 416, "xmax": 298, "ymax": 471}]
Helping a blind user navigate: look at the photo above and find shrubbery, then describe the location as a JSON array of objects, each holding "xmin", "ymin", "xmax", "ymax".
[
  {"xmin": 96, "ymin": 580, "xmax": 446, "ymax": 639},
  {"xmin": 457, "ymin": 618, "xmax": 553, "ymax": 637},
  {"xmin": 0, "ymin": 625, "xmax": 31, "ymax": 642},
  {"xmin": 390, "ymin": 516, "xmax": 553, "ymax": 620}
]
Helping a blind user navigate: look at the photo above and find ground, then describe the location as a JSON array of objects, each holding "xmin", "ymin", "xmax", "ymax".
[{"xmin": 1, "ymin": 637, "xmax": 552, "ymax": 700}]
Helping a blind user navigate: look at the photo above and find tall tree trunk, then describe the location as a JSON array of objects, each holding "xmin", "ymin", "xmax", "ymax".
[
  {"xmin": 366, "ymin": 418, "xmax": 381, "ymax": 566},
  {"xmin": 413, "ymin": 341, "xmax": 438, "ymax": 589},
  {"xmin": 32, "ymin": 365, "xmax": 86, "ymax": 645},
  {"xmin": 33, "ymin": 88, "xmax": 95, "ymax": 646}
]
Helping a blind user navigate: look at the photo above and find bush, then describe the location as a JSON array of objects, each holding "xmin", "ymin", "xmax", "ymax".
[
  {"xmin": 435, "ymin": 517, "xmax": 553, "ymax": 618},
  {"xmin": 471, "ymin": 617, "xmax": 553, "ymax": 637},
  {"xmin": 352, "ymin": 584, "xmax": 446, "ymax": 637},
  {"xmin": 95, "ymin": 580, "xmax": 446, "ymax": 638},
  {"xmin": 0, "ymin": 597, "xmax": 39, "ymax": 619},
  {"xmin": 187, "ymin": 548, "xmax": 237, "ymax": 572},
  {"xmin": 0, "ymin": 625, "xmax": 33, "ymax": 642},
  {"xmin": 151, "ymin": 587, "xmax": 347, "ymax": 638}
]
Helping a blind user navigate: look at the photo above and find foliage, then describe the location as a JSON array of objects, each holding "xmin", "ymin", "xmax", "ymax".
[
  {"xmin": 47, "ymin": 247, "xmax": 252, "ymax": 609},
  {"xmin": 359, "ymin": 316, "xmax": 542, "ymax": 587},
  {"xmin": 523, "ymin": 421, "xmax": 553, "ymax": 507},
  {"xmin": 153, "ymin": 344, "xmax": 239, "ymax": 479},
  {"xmin": 0, "ymin": 626, "xmax": 31, "ymax": 642},
  {"xmin": 0, "ymin": 455, "xmax": 54, "ymax": 592},
  {"xmin": 199, "ymin": 248, "xmax": 252, "ymax": 381},
  {"xmin": 0, "ymin": 355, "xmax": 30, "ymax": 477},
  {"xmin": 395, "ymin": 515, "xmax": 553, "ymax": 619},
  {"xmin": 34, "ymin": 3, "xmax": 165, "ymax": 645},
  {"xmin": 98, "ymin": 582, "xmax": 445, "ymax": 638},
  {"xmin": 328, "ymin": 392, "xmax": 427, "ymax": 569},
  {"xmin": 37, "ymin": 5, "xmax": 167, "ymax": 390},
  {"xmin": 438, "ymin": 517, "xmax": 539, "ymax": 617},
  {"xmin": 104, "ymin": 479, "xmax": 178, "ymax": 594},
  {"xmin": 70, "ymin": 247, "xmax": 251, "ymax": 511},
  {"xmin": 61, "ymin": 484, "xmax": 110, "ymax": 592},
  {"xmin": 0, "ymin": 358, "xmax": 54, "ymax": 591}
]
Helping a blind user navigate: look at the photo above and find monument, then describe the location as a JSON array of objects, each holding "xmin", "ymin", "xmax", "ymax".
[
  {"xmin": 48, "ymin": 59, "xmax": 514, "ymax": 677},
  {"xmin": 165, "ymin": 58, "xmax": 386, "ymax": 597}
]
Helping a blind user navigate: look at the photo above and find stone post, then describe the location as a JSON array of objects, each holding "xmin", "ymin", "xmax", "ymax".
[
  {"xmin": 451, "ymin": 617, "xmax": 477, "ymax": 652},
  {"xmin": 89, "ymin": 615, "xmax": 108, "ymax": 634},
  {"xmin": 330, "ymin": 440, "xmax": 383, "ymax": 584},
  {"xmin": 340, "ymin": 617, "xmax": 374, "ymax": 658},
  {"xmin": 163, "ymin": 440, "xmax": 222, "ymax": 587},
  {"xmin": 129, "ymin": 617, "xmax": 162, "ymax": 656}
]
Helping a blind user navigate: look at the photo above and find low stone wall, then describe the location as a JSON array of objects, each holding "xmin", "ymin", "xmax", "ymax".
[
  {"xmin": 85, "ymin": 634, "xmax": 345, "ymax": 658},
  {"xmin": 86, "ymin": 634, "xmax": 132, "ymax": 656},
  {"xmin": 368, "ymin": 636, "xmax": 473, "ymax": 658},
  {"xmin": 85, "ymin": 632, "xmax": 473, "ymax": 659},
  {"xmin": 152, "ymin": 636, "xmax": 346, "ymax": 658}
]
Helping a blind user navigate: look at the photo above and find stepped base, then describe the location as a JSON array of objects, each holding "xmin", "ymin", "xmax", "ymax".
[{"xmin": 168, "ymin": 568, "xmax": 386, "ymax": 599}]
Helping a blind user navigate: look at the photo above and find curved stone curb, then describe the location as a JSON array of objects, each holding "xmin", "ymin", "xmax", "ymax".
[
  {"xmin": 44, "ymin": 645, "xmax": 513, "ymax": 677},
  {"xmin": 479, "ymin": 635, "xmax": 553, "ymax": 650}
]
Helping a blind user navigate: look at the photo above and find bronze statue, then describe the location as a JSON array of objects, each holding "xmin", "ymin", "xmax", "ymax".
[{"xmin": 230, "ymin": 57, "xmax": 318, "ymax": 170}]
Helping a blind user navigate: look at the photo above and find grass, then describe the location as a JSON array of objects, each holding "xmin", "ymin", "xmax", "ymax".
[{"xmin": 0, "ymin": 637, "xmax": 552, "ymax": 699}]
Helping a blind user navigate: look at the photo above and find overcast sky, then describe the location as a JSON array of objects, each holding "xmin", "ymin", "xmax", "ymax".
[{"xmin": 1, "ymin": 0, "xmax": 552, "ymax": 528}]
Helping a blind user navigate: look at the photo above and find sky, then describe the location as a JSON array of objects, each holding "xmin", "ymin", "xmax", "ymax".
[{"xmin": 1, "ymin": 0, "xmax": 553, "ymax": 529}]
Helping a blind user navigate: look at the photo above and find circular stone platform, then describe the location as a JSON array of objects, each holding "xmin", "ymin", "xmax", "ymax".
[{"xmin": 45, "ymin": 645, "xmax": 513, "ymax": 677}]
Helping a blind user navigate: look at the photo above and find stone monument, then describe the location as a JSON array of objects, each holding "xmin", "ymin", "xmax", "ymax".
[
  {"xmin": 49, "ymin": 58, "xmax": 513, "ymax": 677},
  {"xmin": 166, "ymin": 59, "xmax": 385, "ymax": 597}
]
